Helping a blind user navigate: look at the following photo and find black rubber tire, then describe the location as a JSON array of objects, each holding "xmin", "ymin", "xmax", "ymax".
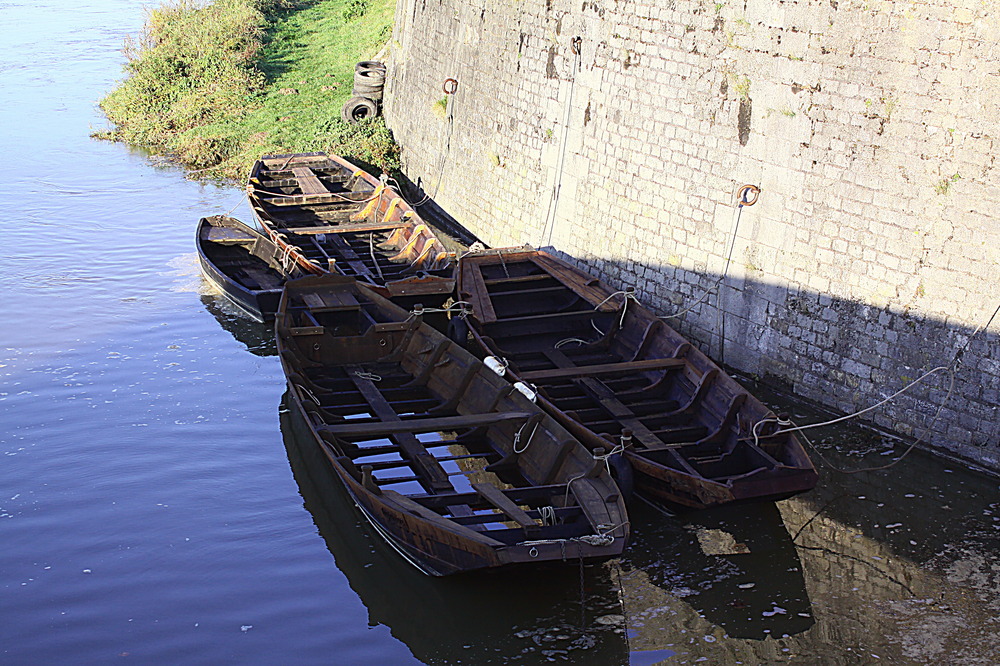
[
  {"xmin": 354, "ymin": 70, "xmax": 386, "ymax": 87},
  {"xmin": 446, "ymin": 316, "xmax": 470, "ymax": 349},
  {"xmin": 356, "ymin": 60, "xmax": 386, "ymax": 74},
  {"xmin": 608, "ymin": 453, "xmax": 635, "ymax": 502},
  {"xmin": 341, "ymin": 96, "xmax": 378, "ymax": 124},
  {"xmin": 352, "ymin": 85, "xmax": 383, "ymax": 101}
]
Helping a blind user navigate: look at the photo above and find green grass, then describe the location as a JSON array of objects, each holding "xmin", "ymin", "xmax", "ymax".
[{"xmin": 97, "ymin": 0, "xmax": 398, "ymax": 180}]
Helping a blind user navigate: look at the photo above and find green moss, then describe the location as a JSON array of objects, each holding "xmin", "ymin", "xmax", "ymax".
[
  {"xmin": 432, "ymin": 96, "xmax": 448, "ymax": 118},
  {"xmin": 98, "ymin": 0, "xmax": 399, "ymax": 180}
]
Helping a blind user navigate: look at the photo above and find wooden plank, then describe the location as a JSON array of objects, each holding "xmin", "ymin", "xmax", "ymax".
[
  {"xmin": 291, "ymin": 166, "xmax": 331, "ymax": 195},
  {"xmin": 327, "ymin": 234, "xmax": 376, "ymax": 280},
  {"xmin": 472, "ymin": 483, "xmax": 536, "ymax": 529},
  {"xmin": 538, "ymin": 348, "xmax": 700, "ymax": 474},
  {"xmin": 483, "ymin": 273, "xmax": 552, "ymax": 286},
  {"xmin": 567, "ymin": 477, "xmax": 614, "ymax": 529},
  {"xmin": 532, "ymin": 253, "xmax": 622, "ymax": 311},
  {"xmin": 344, "ymin": 367, "xmax": 454, "ymax": 493},
  {"xmin": 462, "ymin": 262, "xmax": 497, "ymax": 324},
  {"xmin": 202, "ymin": 226, "xmax": 254, "ymax": 244},
  {"xmin": 300, "ymin": 290, "xmax": 360, "ymax": 312},
  {"xmin": 319, "ymin": 411, "xmax": 533, "ymax": 437},
  {"xmin": 519, "ymin": 357, "xmax": 685, "ymax": 381},
  {"xmin": 381, "ymin": 490, "xmax": 505, "ymax": 547},
  {"xmin": 283, "ymin": 221, "xmax": 408, "ymax": 236}
]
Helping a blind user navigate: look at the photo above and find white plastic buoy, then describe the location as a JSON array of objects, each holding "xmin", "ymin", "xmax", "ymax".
[
  {"xmin": 513, "ymin": 382, "xmax": 537, "ymax": 402},
  {"xmin": 484, "ymin": 356, "xmax": 507, "ymax": 376}
]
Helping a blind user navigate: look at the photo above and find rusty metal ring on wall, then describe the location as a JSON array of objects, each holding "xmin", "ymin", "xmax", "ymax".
[
  {"xmin": 737, "ymin": 184, "xmax": 760, "ymax": 206},
  {"xmin": 443, "ymin": 78, "xmax": 458, "ymax": 95}
]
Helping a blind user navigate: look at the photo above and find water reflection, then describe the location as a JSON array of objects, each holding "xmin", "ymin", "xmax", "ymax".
[
  {"xmin": 200, "ymin": 295, "xmax": 277, "ymax": 357},
  {"xmin": 279, "ymin": 394, "xmax": 631, "ymax": 664},
  {"xmin": 624, "ymin": 501, "xmax": 813, "ymax": 641}
]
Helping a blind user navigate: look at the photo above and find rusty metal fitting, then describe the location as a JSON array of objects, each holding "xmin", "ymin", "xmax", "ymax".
[
  {"xmin": 442, "ymin": 78, "xmax": 458, "ymax": 95},
  {"xmin": 737, "ymin": 184, "xmax": 760, "ymax": 207}
]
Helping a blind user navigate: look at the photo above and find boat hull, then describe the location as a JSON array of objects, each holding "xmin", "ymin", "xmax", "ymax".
[
  {"xmin": 276, "ymin": 275, "xmax": 629, "ymax": 575},
  {"xmin": 247, "ymin": 152, "xmax": 456, "ymax": 309},
  {"xmin": 457, "ymin": 248, "xmax": 818, "ymax": 511},
  {"xmin": 196, "ymin": 215, "xmax": 293, "ymax": 322}
]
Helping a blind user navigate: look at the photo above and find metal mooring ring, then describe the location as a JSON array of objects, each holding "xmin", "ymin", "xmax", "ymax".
[
  {"xmin": 442, "ymin": 78, "xmax": 459, "ymax": 95},
  {"xmin": 737, "ymin": 184, "xmax": 761, "ymax": 207}
]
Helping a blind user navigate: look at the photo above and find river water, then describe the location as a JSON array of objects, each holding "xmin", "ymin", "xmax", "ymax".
[{"xmin": 1, "ymin": 2, "xmax": 997, "ymax": 664}]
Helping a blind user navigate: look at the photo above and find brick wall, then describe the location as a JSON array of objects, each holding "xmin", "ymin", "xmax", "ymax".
[{"xmin": 384, "ymin": 0, "xmax": 1000, "ymax": 470}]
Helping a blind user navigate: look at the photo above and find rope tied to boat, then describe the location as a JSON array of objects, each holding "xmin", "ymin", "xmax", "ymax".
[
  {"xmin": 369, "ymin": 232, "xmax": 385, "ymax": 280},
  {"xmin": 512, "ymin": 418, "xmax": 540, "ymax": 454},
  {"xmin": 591, "ymin": 437, "xmax": 629, "ymax": 476},
  {"xmin": 250, "ymin": 186, "xmax": 385, "ymax": 205},
  {"xmin": 592, "ymin": 289, "xmax": 637, "ymax": 311},
  {"xmin": 294, "ymin": 383, "xmax": 323, "ymax": 408},
  {"xmin": 588, "ymin": 288, "xmax": 638, "ymax": 335},
  {"xmin": 748, "ymin": 364, "xmax": 957, "ymax": 474},
  {"xmin": 407, "ymin": 301, "xmax": 472, "ymax": 317},
  {"xmin": 554, "ymin": 337, "xmax": 595, "ymax": 348},
  {"xmin": 353, "ymin": 371, "xmax": 382, "ymax": 382},
  {"xmin": 516, "ymin": 523, "xmax": 625, "ymax": 553}
]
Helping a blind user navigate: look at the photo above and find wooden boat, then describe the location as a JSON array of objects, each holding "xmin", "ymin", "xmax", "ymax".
[
  {"xmin": 456, "ymin": 248, "xmax": 819, "ymax": 510},
  {"xmin": 196, "ymin": 214, "xmax": 303, "ymax": 322},
  {"xmin": 275, "ymin": 274, "xmax": 629, "ymax": 575},
  {"xmin": 247, "ymin": 152, "xmax": 455, "ymax": 309}
]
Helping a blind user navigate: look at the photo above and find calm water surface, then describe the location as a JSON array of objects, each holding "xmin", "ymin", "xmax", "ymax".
[{"xmin": 1, "ymin": 2, "xmax": 997, "ymax": 664}]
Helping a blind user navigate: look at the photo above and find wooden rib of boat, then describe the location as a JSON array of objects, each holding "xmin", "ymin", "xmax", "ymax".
[
  {"xmin": 196, "ymin": 215, "xmax": 304, "ymax": 322},
  {"xmin": 247, "ymin": 152, "xmax": 455, "ymax": 309},
  {"xmin": 456, "ymin": 248, "xmax": 819, "ymax": 510},
  {"xmin": 276, "ymin": 274, "xmax": 629, "ymax": 575}
]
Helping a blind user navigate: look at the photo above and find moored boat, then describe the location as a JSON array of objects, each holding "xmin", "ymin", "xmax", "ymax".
[
  {"xmin": 456, "ymin": 247, "xmax": 819, "ymax": 510},
  {"xmin": 247, "ymin": 152, "xmax": 455, "ymax": 309},
  {"xmin": 276, "ymin": 274, "xmax": 629, "ymax": 575},
  {"xmin": 196, "ymin": 214, "xmax": 303, "ymax": 322}
]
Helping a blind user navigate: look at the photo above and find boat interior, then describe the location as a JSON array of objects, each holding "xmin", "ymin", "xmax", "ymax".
[{"xmin": 276, "ymin": 280, "xmax": 621, "ymax": 547}]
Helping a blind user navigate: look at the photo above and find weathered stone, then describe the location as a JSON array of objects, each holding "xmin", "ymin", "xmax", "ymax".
[{"xmin": 384, "ymin": 0, "xmax": 1000, "ymax": 471}]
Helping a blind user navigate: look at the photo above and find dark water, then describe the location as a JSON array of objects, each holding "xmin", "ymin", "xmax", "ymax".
[{"xmin": 1, "ymin": 2, "xmax": 998, "ymax": 664}]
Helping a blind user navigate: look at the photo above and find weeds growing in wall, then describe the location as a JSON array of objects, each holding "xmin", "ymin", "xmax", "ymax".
[{"xmin": 97, "ymin": 0, "xmax": 399, "ymax": 180}]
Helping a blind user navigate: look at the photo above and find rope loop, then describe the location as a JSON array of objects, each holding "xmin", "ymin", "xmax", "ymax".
[{"xmin": 353, "ymin": 371, "xmax": 382, "ymax": 382}]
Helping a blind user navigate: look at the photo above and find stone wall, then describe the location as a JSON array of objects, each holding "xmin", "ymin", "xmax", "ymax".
[{"xmin": 384, "ymin": 0, "xmax": 1000, "ymax": 469}]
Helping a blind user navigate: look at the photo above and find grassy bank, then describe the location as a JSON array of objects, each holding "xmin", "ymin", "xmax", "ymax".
[{"xmin": 98, "ymin": 0, "xmax": 398, "ymax": 180}]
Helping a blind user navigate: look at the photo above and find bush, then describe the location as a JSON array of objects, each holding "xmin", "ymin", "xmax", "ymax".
[{"xmin": 99, "ymin": 0, "xmax": 399, "ymax": 180}]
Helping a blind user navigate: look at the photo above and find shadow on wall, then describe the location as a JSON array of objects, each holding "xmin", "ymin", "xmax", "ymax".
[{"xmin": 542, "ymin": 247, "xmax": 999, "ymax": 471}]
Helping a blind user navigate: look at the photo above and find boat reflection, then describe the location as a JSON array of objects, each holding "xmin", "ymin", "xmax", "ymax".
[
  {"xmin": 622, "ymin": 499, "xmax": 813, "ymax": 640},
  {"xmin": 279, "ymin": 394, "xmax": 631, "ymax": 664},
  {"xmin": 200, "ymin": 294, "xmax": 277, "ymax": 356}
]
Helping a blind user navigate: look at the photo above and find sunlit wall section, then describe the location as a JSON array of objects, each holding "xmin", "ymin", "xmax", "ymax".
[{"xmin": 384, "ymin": 0, "xmax": 1000, "ymax": 469}]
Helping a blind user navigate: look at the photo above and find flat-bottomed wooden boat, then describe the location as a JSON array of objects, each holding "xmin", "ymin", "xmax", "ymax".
[
  {"xmin": 196, "ymin": 214, "xmax": 303, "ymax": 322},
  {"xmin": 457, "ymin": 248, "xmax": 818, "ymax": 510},
  {"xmin": 248, "ymin": 152, "xmax": 455, "ymax": 309},
  {"xmin": 276, "ymin": 274, "xmax": 629, "ymax": 575}
]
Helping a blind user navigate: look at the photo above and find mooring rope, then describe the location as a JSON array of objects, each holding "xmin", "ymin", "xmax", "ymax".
[{"xmin": 751, "ymin": 300, "xmax": 999, "ymax": 473}]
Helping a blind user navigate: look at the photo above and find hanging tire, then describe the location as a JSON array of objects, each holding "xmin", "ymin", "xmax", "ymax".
[
  {"xmin": 341, "ymin": 96, "xmax": 378, "ymax": 124},
  {"xmin": 608, "ymin": 453, "xmax": 635, "ymax": 502},
  {"xmin": 446, "ymin": 316, "xmax": 469, "ymax": 349}
]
